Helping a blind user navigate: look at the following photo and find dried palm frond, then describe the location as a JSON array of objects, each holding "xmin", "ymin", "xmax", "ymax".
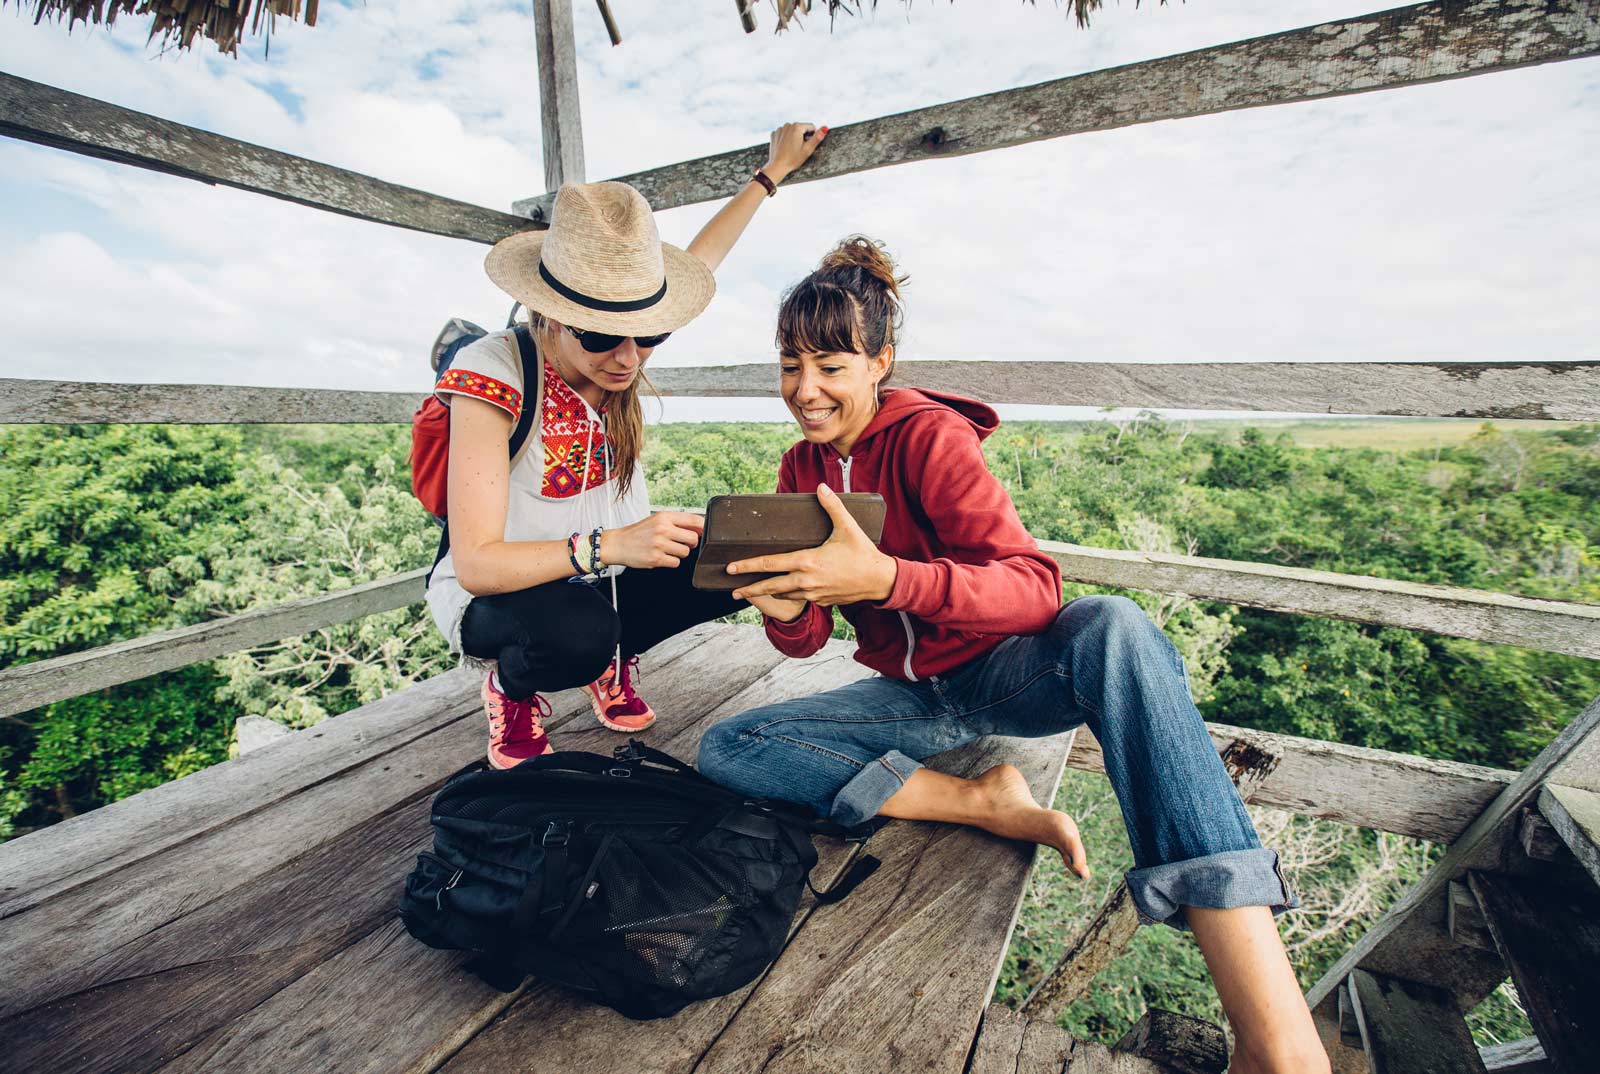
[
  {"xmin": 6, "ymin": 0, "xmax": 319, "ymax": 55},
  {"xmin": 775, "ymin": 0, "xmax": 1168, "ymax": 33}
]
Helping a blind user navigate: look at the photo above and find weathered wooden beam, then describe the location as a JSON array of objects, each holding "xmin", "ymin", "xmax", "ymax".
[
  {"xmin": 1467, "ymin": 871, "xmax": 1600, "ymax": 1074},
  {"xmin": 1113, "ymin": 1009, "xmax": 1229, "ymax": 1074},
  {"xmin": 10, "ymin": 357, "xmax": 1597, "ymax": 424},
  {"xmin": 1306, "ymin": 693, "xmax": 1600, "ymax": 1024},
  {"xmin": 1518, "ymin": 805, "xmax": 1567, "ymax": 863},
  {"xmin": 0, "ymin": 378, "xmax": 419, "ymax": 425},
  {"xmin": 0, "ymin": 74, "xmax": 536, "ymax": 245},
  {"xmin": 1536, "ymin": 783, "xmax": 1600, "ymax": 890},
  {"xmin": 1479, "ymin": 1038, "xmax": 1554, "ymax": 1074},
  {"xmin": 1346, "ymin": 968, "xmax": 1488, "ymax": 1074},
  {"xmin": 1446, "ymin": 878, "xmax": 1496, "ymax": 953},
  {"xmin": 1071, "ymin": 721, "xmax": 1511, "ymax": 843},
  {"xmin": 534, "ymin": 0, "xmax": 585, "ymax": 189},
  {"xmin": 1017, "ymin": 854, "xmax": 1138, "ymax": 1022},
  {"xmin": 0, "ymin": 570, "xmax": 427, "ymax": 720},
  {"xmin": 514, "ymin": 0, "xmax": 1600, "ymax": 220},
  {"xmin": 1041, "ymin": 541, "xmax": 1600, "ymax": 661},
  {"xmin": 647, "ymin": 360, "xmax": 1600, "ymax": 423}
]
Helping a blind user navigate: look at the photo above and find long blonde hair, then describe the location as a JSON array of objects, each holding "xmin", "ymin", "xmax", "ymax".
[{"xmin": 528, "ymin": 311, "xmax": 652, "ymax": 500}]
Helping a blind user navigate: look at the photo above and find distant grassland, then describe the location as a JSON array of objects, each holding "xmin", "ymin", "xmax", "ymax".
[{"xmin": 1179, "ymin": 417, "xmax": 1569, "ymax": 449}]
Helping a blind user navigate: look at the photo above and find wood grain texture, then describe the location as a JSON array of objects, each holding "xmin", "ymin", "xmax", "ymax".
[
  {"xmin": 0, "ymin": 73, "xmax": 536, "ymax": 244},
  {"xmin": 1478, "ymin": 1038, "xmax": 1553, "ymax": 1074},
  {"xmin": 1068, "ymin": 723, "xmax": 1512, "ymax": 844},
  {"xmin": 533, "ymin": 0, "xmax": 585, "ymax": 188},
  {"xmin": 1018, "ymin": 882, "xmax": 1138, "ymax": 1021},
  {"xmin": 0, "ymin": 665, "xmax": 478, "ymax": 920},
  {"xmin": 644, "ymin": 360, "xmax": 1600, "ymax": 423},
  {"xmin": 114, "ymin": 627, "xmax": 785, "ymax": 1074},
  {"xmin": 1346, "ymin": 968, "xmax": 1488, "ymax": 1074},
  {"xmin": 1536, "ymin": 784, "xmax": 1600, "ymax": 889},
  {"xmin": 0, "ymin": 569, "xmax": 429, "ymax": 718},
  {"xmin": 1112, "ymin": 1009, "xmax": 1228, "ymax": 1074},
  {"xmin": 0, "ymin": 624, "xmax": 729, "ymax": 1019},
  {"xmin": 12, "ymin": 359, "xmax": 1598, "ymax": 425},
  {"xmin": 689, "ymin": 731, "xmax": 1077, "ymax": 1074},
  {"xmin": 1446, "ymin": 879, "xmax": 1495, "ymax": 953},
  {"xmin": 1306, "ymin": 694, "xmax": 1600, "ymax": 1022},
  {"xmin": 1468, "ymin": 871, "xmax": 1600, "ymax": 1074},
  {"xmin": 1042, "ymin": 542, "xmax": 1600, "ymax": 660},
  {"xmin": 514, "ymin": 1, "xmax": 1600, "ymax": 220}
]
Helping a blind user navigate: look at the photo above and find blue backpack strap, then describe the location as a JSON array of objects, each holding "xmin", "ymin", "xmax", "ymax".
[{"xmin": 426, "ymin": 325, "xmax": 543, "ymax": 588}]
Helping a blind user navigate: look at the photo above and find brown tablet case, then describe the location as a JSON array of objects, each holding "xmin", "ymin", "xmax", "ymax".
[{"xmin": 691, "ymin": 493, "xmax": 887, "ymax": 591}]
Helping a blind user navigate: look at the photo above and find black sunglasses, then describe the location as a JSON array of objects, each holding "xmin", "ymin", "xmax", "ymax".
[{"xmin": 565, "ymin": 323, "xmax": 671, "ymax": 354}]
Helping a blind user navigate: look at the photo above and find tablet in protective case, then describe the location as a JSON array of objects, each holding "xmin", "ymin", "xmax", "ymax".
[{"xmin": 691, "ymin": 493, "xmax": 887, "ymax": 591}]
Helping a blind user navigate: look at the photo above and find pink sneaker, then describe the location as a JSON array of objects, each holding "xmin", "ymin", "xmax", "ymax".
[
  {"xmin": 482, "ymin": 673, "xmax": 555, "ymax": 769},
  {"xmin": 586, "ymin": 655, "xmax": 656, "ymax": 732}
]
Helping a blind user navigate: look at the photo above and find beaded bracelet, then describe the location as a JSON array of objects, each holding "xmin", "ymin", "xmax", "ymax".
[
  {"xmin": 567, "ymin": 532, "xmax": 586, "ymax": 576},
  {"xmin": 587, "ymin": 527, "xmax": 606, "ymax": 574}
]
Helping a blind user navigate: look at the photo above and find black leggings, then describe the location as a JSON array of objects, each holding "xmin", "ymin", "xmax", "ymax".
[{"xmin": 459, "ymin": 549, "xmax": 743, "ymax": 700}]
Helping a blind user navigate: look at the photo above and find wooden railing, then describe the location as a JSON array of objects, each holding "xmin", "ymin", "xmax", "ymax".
[{"xmin": 4, "ymin": 2, "xmax": 1599, "ymax": 1069}]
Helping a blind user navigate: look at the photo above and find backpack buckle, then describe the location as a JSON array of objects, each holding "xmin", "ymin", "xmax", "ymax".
[
  {"xmin": 607, "ymin": 767, "xmax": 632, "ymax": 778},
  {"xmin": 612, "ymin": 741, "xmax": 646, "ymax": 763},
  {"xmin": 543, "ymin": 820, "xmax": 573, "ymax": 847}
]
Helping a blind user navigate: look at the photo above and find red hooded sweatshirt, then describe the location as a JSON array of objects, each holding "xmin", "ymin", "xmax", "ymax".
[{"xmin": 763, "ymin": 387, "xmax": 1062, "ymax": 681}]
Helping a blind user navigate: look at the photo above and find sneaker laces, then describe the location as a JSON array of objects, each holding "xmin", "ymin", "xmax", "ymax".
[
  {"xmin": 598, "ymin": 655, "xmax": 650, "ymax": 717},
  {"xmin": 490, "ymin": 687, "xmax": 552, "ymax": 745}
]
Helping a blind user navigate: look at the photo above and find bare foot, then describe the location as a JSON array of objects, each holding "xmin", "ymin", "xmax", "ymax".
[{"xmin": 973, "ymin": 764, "xmax": 1091, "ymax": 879}]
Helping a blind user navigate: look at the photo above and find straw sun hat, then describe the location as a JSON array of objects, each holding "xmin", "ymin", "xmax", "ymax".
[{"xmin": 485, "ymin": 181, "xmax": 715, "ymax": 337}]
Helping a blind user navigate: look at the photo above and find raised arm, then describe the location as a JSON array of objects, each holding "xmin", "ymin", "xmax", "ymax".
[{"xmin": 686, "ymin": 122, "xmax": 827, "ymax": 273}]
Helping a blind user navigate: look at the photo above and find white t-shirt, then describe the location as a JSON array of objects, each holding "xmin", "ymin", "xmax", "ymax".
[{"xmin": 425, "ymin": 330, "xmax": 650, "ymax": 651}]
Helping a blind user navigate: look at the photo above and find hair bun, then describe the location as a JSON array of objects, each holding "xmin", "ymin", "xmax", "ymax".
[{"xmin": 818, "ymin": 236, "xmax": 907, "ymax": 301}]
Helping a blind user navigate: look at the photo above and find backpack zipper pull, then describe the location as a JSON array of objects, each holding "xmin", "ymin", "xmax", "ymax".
[{"xmin": 436, "ymin": 868, "xmax": 464, "ymax": 911}]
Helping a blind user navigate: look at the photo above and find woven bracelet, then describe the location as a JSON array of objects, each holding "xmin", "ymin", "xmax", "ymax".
[
  {"xmin": 588, "ymin": 528, "xmax": 605, "ymax": 574},
  {"xmin": 567, "ymin": 532, "xmax": 586, "ymax": 576}
]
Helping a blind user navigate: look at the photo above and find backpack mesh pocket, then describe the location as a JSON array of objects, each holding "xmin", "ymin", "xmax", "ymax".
[{"xmin": 574, "ymin": 836, "xmax": 759, "ymax": 995}]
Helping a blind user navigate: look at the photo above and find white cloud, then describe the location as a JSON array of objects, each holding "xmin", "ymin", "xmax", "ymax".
[{"xmin": 0, "ymin": 0, "xmax": 1595, "ymax": 404}]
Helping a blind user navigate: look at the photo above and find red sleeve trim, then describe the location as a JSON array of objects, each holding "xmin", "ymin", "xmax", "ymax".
[{"xmin": 437, "ymin": 368, "xmax": 522, "ymax": 421}]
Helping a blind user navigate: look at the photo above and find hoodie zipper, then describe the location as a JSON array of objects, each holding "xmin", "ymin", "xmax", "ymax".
[{"xmin": 839, "ymin": 453, "xmax": 917, "ymax": 682}]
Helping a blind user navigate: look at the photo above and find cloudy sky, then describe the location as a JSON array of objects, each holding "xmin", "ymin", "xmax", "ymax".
[{"xmin": 1, "ymin": 1, "xmax": 1596, "ymax": 423}]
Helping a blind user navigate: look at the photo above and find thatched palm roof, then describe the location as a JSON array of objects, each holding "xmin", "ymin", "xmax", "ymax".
[
  {"xmin": 7, "ymin": 0, "xmax": 317, "ymax": 55},
  {"xmin": 9, "ymin": 0, "xmax": 1152, "ymax": 56}
]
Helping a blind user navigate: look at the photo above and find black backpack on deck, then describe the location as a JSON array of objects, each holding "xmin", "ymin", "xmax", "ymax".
[{"xmin": 399, "ymin": 740, "xmax": 881, "ymax": 1020}]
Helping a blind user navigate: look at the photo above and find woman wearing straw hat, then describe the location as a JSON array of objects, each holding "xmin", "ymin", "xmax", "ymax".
[
  {"xmin": 426, "ymin": 122, "xmax": 826, "ymax": 769},
  {"xmin": 695, "ymin": 237, "xmax": 1329, "ymax": 1074}
]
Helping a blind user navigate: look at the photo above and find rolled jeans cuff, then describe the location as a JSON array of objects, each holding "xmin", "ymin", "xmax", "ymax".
[
  {"xmin": 829, "ymin": 750, "xmax": 923, "ymax": 827},
  {"xmin": 1126, "ymin": 848, "xmax": 1299, "ymax": 931}
]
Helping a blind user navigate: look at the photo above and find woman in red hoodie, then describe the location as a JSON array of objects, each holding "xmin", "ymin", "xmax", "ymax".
[{"xmin": 695, "ymin": 238, "xmax": 1328, "ymax": 1074}]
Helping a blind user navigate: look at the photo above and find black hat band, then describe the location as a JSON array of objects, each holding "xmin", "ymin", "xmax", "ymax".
[{"xmin": 539, "ymin": 261, "xmax": 668, "ymax": 313}]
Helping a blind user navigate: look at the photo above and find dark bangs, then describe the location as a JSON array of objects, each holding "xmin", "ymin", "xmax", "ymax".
[{"xmin": 775, "ymin": 280, "xmax": 861, "ymax": 358}]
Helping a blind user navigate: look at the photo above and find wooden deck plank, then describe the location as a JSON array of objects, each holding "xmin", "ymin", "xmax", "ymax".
[
  {"xmin": 0, "ymin": 664, "xmax": 476, "ymax": 920},
  {"xmin": 689, "ymin": 730, "xmax": 1076, "ymax": 1073},
  {"xmin": 129, "ymin": 627, "xmax": 786, "ymax": 1074},
  {"xmin": 433, "ymin": 643, "xmax": 873, "ymax": 1074},
  {"xmin": 0, "ymin": 623, "xmax": 734, "ymax": 1022}
]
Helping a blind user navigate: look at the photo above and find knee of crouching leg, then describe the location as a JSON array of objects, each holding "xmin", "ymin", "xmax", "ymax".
[
  {"xmin": 1069, "ymin": 594, "xmax": 1154, "ymax": 645},
  {"xmin": 696, "ymin": 720, "xmax": 740, "ymax": 778},
  {"xmin": 551, "ymin": 602, "xmax": 621, "ymax": 683}
]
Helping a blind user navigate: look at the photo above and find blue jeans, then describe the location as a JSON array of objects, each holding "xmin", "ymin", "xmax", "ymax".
[{"xmin": 697, "ymin": 596, "xmax": 1296, "ymax": 929}]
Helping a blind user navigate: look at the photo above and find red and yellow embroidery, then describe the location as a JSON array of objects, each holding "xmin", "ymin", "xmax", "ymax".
[
  {"xmin": 541, "ymin": 361, "xmax": 616, "ymax": 498},
  {"xmin": 437, "ymin": 369, "xmax": 522, "ymax": 421}
]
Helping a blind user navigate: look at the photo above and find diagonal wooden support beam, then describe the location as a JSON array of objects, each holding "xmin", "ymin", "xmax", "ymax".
[
  {"xmin": 1536, "ymin": 784, "xmax": 1600, "ymax": 889},
  {"xmin": 0, "ymin": 74, "xmax": 536, "ymax": 244},
  {"xmin": 514, "ymin": 0, "xmax": 1600, "ymax": 219},
  {"xmin": 1306, "ymin": 693, "xmax": 1600, "ymax": 1026}
]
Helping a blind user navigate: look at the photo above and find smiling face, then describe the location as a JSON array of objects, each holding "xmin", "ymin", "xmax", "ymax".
[
  {"xmin": 780, "ymin": 346, "xmax": 893, "ymax": 456},
  {"xmin": 547, "ymin": 320, "xmax": 660, "ymax": 408}
]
